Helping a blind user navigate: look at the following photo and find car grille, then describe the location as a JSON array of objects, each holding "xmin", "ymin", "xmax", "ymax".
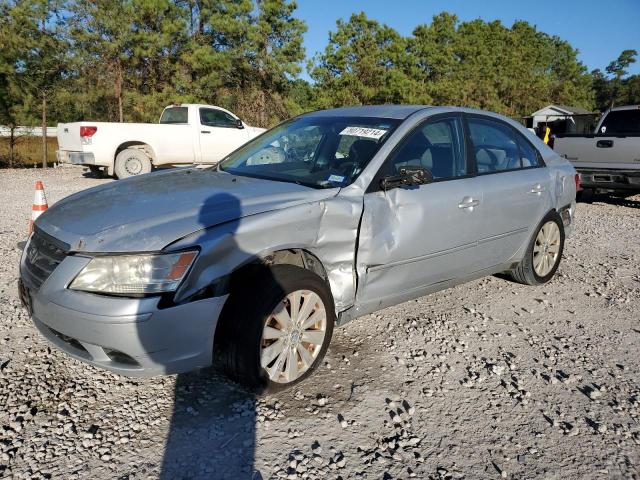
[{"xmin": 22, "ymin": 228, "xmax": 69, "ymax": 290}]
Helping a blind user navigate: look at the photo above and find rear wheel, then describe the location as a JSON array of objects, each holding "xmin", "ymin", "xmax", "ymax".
[
  {"xmin": 510, "ymin": 211, "xmax": 565, "ymax": 286},
  {"xmin": 114, "ymin": 148, "xmax": 152, "ymax": 179},
  {"xmin": 219, "ymin": 264, "xmax": 334, "ymax": 393}
]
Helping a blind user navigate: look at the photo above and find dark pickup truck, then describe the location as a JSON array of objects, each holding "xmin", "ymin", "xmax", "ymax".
[{"xmin": 553, "ymin": 105, "xmax": 640, "ymax": 196}]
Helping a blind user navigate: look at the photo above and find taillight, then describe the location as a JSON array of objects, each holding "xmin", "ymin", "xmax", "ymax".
[
  {"xmin": 80, "ymin": 126, "xmax": 97, "ymax": 138},
  {"xmin": 574, "ymin": 173, "xmax": 581, "ymax": 192}
]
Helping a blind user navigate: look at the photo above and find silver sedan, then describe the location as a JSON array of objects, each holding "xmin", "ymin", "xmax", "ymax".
[{"xmin": 19, "ymin": 106, "xmax": 577, "ymax": 392}]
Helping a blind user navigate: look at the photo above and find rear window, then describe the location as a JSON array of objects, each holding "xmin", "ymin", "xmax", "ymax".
[
  {"xmin": 599, "ymin": 109, "xmax": 640, "ymax": 134},
  {"xmin": 160, "ymin": 107, "xmax": 188, "ymax": 124}
]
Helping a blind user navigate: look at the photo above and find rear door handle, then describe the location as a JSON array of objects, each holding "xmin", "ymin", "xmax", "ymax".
[
  {"xmin": 530, "ymin": 184, "xmax": 545, "ymax": 194},
  {"xmin": 596, "ymin": 139, "xmax": 613, "ymax": 148},
  {"xmin": 458, "ymin": 196, "xmax": 480, "ymax": 209}
]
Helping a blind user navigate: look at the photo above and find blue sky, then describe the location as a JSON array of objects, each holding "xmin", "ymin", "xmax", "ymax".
[{"xmin": 295, "ymin": 0, "xmax": 640, "ymax": 77}]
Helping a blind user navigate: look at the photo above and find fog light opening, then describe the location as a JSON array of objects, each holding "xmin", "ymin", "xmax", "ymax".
[
  {"xmin": 48, "ymin": 327, "xmax": 89, "ymax": 355},
  {"xmin": 103, "ymin": 348, "xmax": 139, "ymax": 367}
]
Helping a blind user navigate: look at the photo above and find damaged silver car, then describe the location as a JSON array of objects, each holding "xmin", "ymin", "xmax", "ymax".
[{"xmin": 19, "ymin": 106, "xmax": 578, "ymax": 391}]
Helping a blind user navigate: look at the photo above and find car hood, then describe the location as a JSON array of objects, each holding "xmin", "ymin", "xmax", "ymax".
[{"xmin": 36, "ymin": 168, "xmax": 338, "ymax": 253}]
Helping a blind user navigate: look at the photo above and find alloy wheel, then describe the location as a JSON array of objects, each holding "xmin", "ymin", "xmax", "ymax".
[
  {"xmin": 533, "ymin": 220, "xmax": 561, "ymax": 277},
  {"xmin": 260, "ymin": 290, "xmax": 327, "ymax": 384}
]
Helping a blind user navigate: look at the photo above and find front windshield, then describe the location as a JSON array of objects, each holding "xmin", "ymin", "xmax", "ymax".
[{"xmin": 218, "ymin": 116, "xmax": 400, "ymax": 188}]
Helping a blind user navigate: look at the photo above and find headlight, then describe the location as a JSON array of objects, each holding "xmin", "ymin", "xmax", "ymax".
[{"xmin": 69, "ymin": 251, "xmax": 198, "ymax": 295}]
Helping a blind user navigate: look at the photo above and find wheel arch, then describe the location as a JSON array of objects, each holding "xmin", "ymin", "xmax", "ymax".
[{"xmin": 213, "ymin": 248, "xmax": 332, "ymax": 346}]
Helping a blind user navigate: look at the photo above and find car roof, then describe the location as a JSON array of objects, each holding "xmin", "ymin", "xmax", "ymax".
[
  {"xmin": 301, "ymin": 105, "xmax": 433, "ymax": 120},
  {"xmin": 608, "ymin": 105, "xmax": 640, "ymax": 112}
]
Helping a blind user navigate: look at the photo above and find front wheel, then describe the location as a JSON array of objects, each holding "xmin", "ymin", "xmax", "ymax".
[
  {"xmin": 509, "ymin": 211, "xmax": 565, "ymax": 286},
  {"xmin": 219, "ymin": 265, "xmax": 335, "ymax": 393}
]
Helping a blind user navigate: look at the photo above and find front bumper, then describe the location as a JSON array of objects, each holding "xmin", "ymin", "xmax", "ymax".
[
  {"xmin": 19, "ymin": 251, "xmax": 227, "ymax": 376},
  {"xmin": 56, "ymin": 150, "xmax": 96, "ymax": 165}
]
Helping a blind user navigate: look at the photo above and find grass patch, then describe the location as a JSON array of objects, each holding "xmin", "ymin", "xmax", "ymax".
[{"xmin": 0, "ymin": 136, "xmax": 58, "ymax": 168}]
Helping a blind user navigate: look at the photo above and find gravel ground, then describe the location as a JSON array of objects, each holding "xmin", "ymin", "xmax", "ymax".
[{"xmin": 1, "ymin": 167, "xmax": 639, "ymax": 480}]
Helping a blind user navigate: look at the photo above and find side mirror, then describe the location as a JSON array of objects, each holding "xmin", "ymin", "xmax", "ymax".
[
  {"xmin": 235, "ymin": 118, "xmax": 244, "ymax": 129},
  {"xmin": 380, "ymin": 166, "xmax": 433, "ymax": 190}
]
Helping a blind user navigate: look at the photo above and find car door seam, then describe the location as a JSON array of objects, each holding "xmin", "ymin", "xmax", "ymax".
[
  {"xmin": 367, "ymin": 241, "xmax": 478, "ymax": 272},
  {"xmin": 476, "ymin": 226, "xmax": 529, "ymax": 245}
]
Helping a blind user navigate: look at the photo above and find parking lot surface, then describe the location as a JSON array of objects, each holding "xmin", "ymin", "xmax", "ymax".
[{"xmin": 1, "ymin": 167, "xmax": 639, "ymax": 479}]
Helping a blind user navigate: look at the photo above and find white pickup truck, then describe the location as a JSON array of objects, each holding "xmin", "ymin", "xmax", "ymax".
[
  {"xmin": 56, "ymin": 104, "xmax": 266, "ymax": 178},
  {"xmin": 553, "ymin": 105, "xmax": 640, "ymax": 197}
]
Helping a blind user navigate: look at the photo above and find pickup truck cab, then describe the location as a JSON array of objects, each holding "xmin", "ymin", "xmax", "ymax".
[
  {"xmin": 56, "ymin": 104, "xmax": 265, "ymax": 178},
  {"xmin": 553, "ymin": 105, "xmax": 640, "ymax": 196}
]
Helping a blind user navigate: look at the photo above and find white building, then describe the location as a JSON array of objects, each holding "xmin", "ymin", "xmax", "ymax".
[{"xmin": 524, "ymin": 105, "xmax": 597, "ymax": 135}]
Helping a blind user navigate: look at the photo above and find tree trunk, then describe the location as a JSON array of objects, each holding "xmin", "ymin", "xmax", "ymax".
[
  {"xmin": 42, "ymin": 95, "xmax": 47, "ymax": 169},
  {"xmin": 197, "ymin": 0, "xmax": 204, "ymax": 34},
  {"xmin": 115, "ymin": 62, "xmax": 124, "ymax": 122},
  {"xmin": 8, "ymin": 126, "xmax": 16, "ymax": 168}
]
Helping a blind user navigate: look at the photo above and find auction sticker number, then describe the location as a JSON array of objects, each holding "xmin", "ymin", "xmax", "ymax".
[{"xmin": 339, "ymin": 126, "xmax": 388, "ymax": 140}]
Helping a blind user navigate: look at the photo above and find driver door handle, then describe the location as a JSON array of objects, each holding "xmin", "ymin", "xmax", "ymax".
[
  {"xmin": 201, "ymin": 130, "xmax": 211, "ymax": 134},
  {"xmin": 458, "ymin": 196, "xmax": 480, "ymax": 209}
]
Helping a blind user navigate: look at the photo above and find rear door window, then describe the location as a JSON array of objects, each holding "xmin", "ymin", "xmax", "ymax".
[
  {"xmin": 387, "ymin": 116, "xmax": 466, "ymax": 180},
  {"xmin": 467, "ymin": 118, "xmax": 520, "ymax": 173},
  {"xmin": 515, "ymin": 134, "xmax": 541, "ymax": 168}
]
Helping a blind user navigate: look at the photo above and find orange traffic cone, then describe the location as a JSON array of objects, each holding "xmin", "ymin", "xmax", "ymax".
[{"xmin": 29, "ymin": 180, "xmax": 48, "ymax": 234}]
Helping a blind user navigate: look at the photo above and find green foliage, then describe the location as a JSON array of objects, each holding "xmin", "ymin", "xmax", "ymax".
[
  {"xmin": 311, "ymin": 12, "xmax": 594, "ymax": 117},
  {"xmin": 310, "ymin": 13, "xmax": 428, "ymax": 107},
  {"xmin": 2, "ymin": 2, "xmax": 635, "ymax": 143},
  {"xmin": 592, "ymin": 50, "xmax": 639, "ymax": 110}
]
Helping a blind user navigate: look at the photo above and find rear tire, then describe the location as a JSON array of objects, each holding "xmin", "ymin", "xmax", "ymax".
[
  {"xmin": 509, "ymin": 211, "xmax": 565, "ymax": 286},
  {"xmin": 114, "ymin": 148, "xmax": 152, "ymax": 179},
  {"xmin": 218, "ymin": 264, "xmax": 335, "ymax": 393}
]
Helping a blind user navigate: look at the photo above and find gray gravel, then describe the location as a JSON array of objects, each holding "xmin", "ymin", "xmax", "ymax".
[{"xmin": 1, "ymin": 167, "xmax": 639, "ymax": 479}]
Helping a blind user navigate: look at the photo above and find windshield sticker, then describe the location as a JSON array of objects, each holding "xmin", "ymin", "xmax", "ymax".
[
  {"xmin": 339, "ymin": 126, "xmax": 387, "ymax": 140},
  {"xmin": 328, "ymin": 174, "xmax": 345, "ymax": 183}
]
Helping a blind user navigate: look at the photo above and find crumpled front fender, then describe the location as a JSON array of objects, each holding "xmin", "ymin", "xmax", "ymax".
[{"xmin": 169, "ymin": 196, "xmax": 363, "ymax": 313}]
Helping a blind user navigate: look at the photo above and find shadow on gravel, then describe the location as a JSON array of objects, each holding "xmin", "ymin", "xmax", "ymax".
[
  {"xmin": 139, "ymin": 192, "xmax": 266, "ymax": 479},
  {"xmin": 159, "ymin": 370, "xmax": 259, "ymax": 479},
  {"xmin": 577, "ymin": 191, "xmax": 640, "ymax": 209},
  {"xmin": 80, "ymin": 167, "xmax": 107, "ymax": 179}
]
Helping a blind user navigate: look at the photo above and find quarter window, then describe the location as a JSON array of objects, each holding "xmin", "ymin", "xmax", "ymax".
[
  {"xmin": 388, "ymin": 117, "xmax": 466, "ymax": 180},
  {"xmin": 200, "ymin": 108, "xmax": 238, "ymax": 128}
]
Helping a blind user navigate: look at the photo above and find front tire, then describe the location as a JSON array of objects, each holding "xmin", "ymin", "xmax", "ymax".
[
  {"xmin": 510, "ymin": 211, "xmax": 565, "ymax": 286},
  {"xmin": 114, "ymin": 148, "xmax": 152, "ymax": 179},
  {"xmin": 219, "ymin": 265, "xmax": 335, "ymax": 393}
]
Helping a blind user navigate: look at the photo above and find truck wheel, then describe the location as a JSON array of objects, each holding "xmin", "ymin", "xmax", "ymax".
[
  {"xmin": 509, "ymin": 211, "xmax": 565, "ymax": 286},
  {"xmin": 219, "ymin": 265, "xmax": 335, "ymax": 393},
  {"xmin": 114, "ymin": 148, "xmax": 152, "ymax": 179}
]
